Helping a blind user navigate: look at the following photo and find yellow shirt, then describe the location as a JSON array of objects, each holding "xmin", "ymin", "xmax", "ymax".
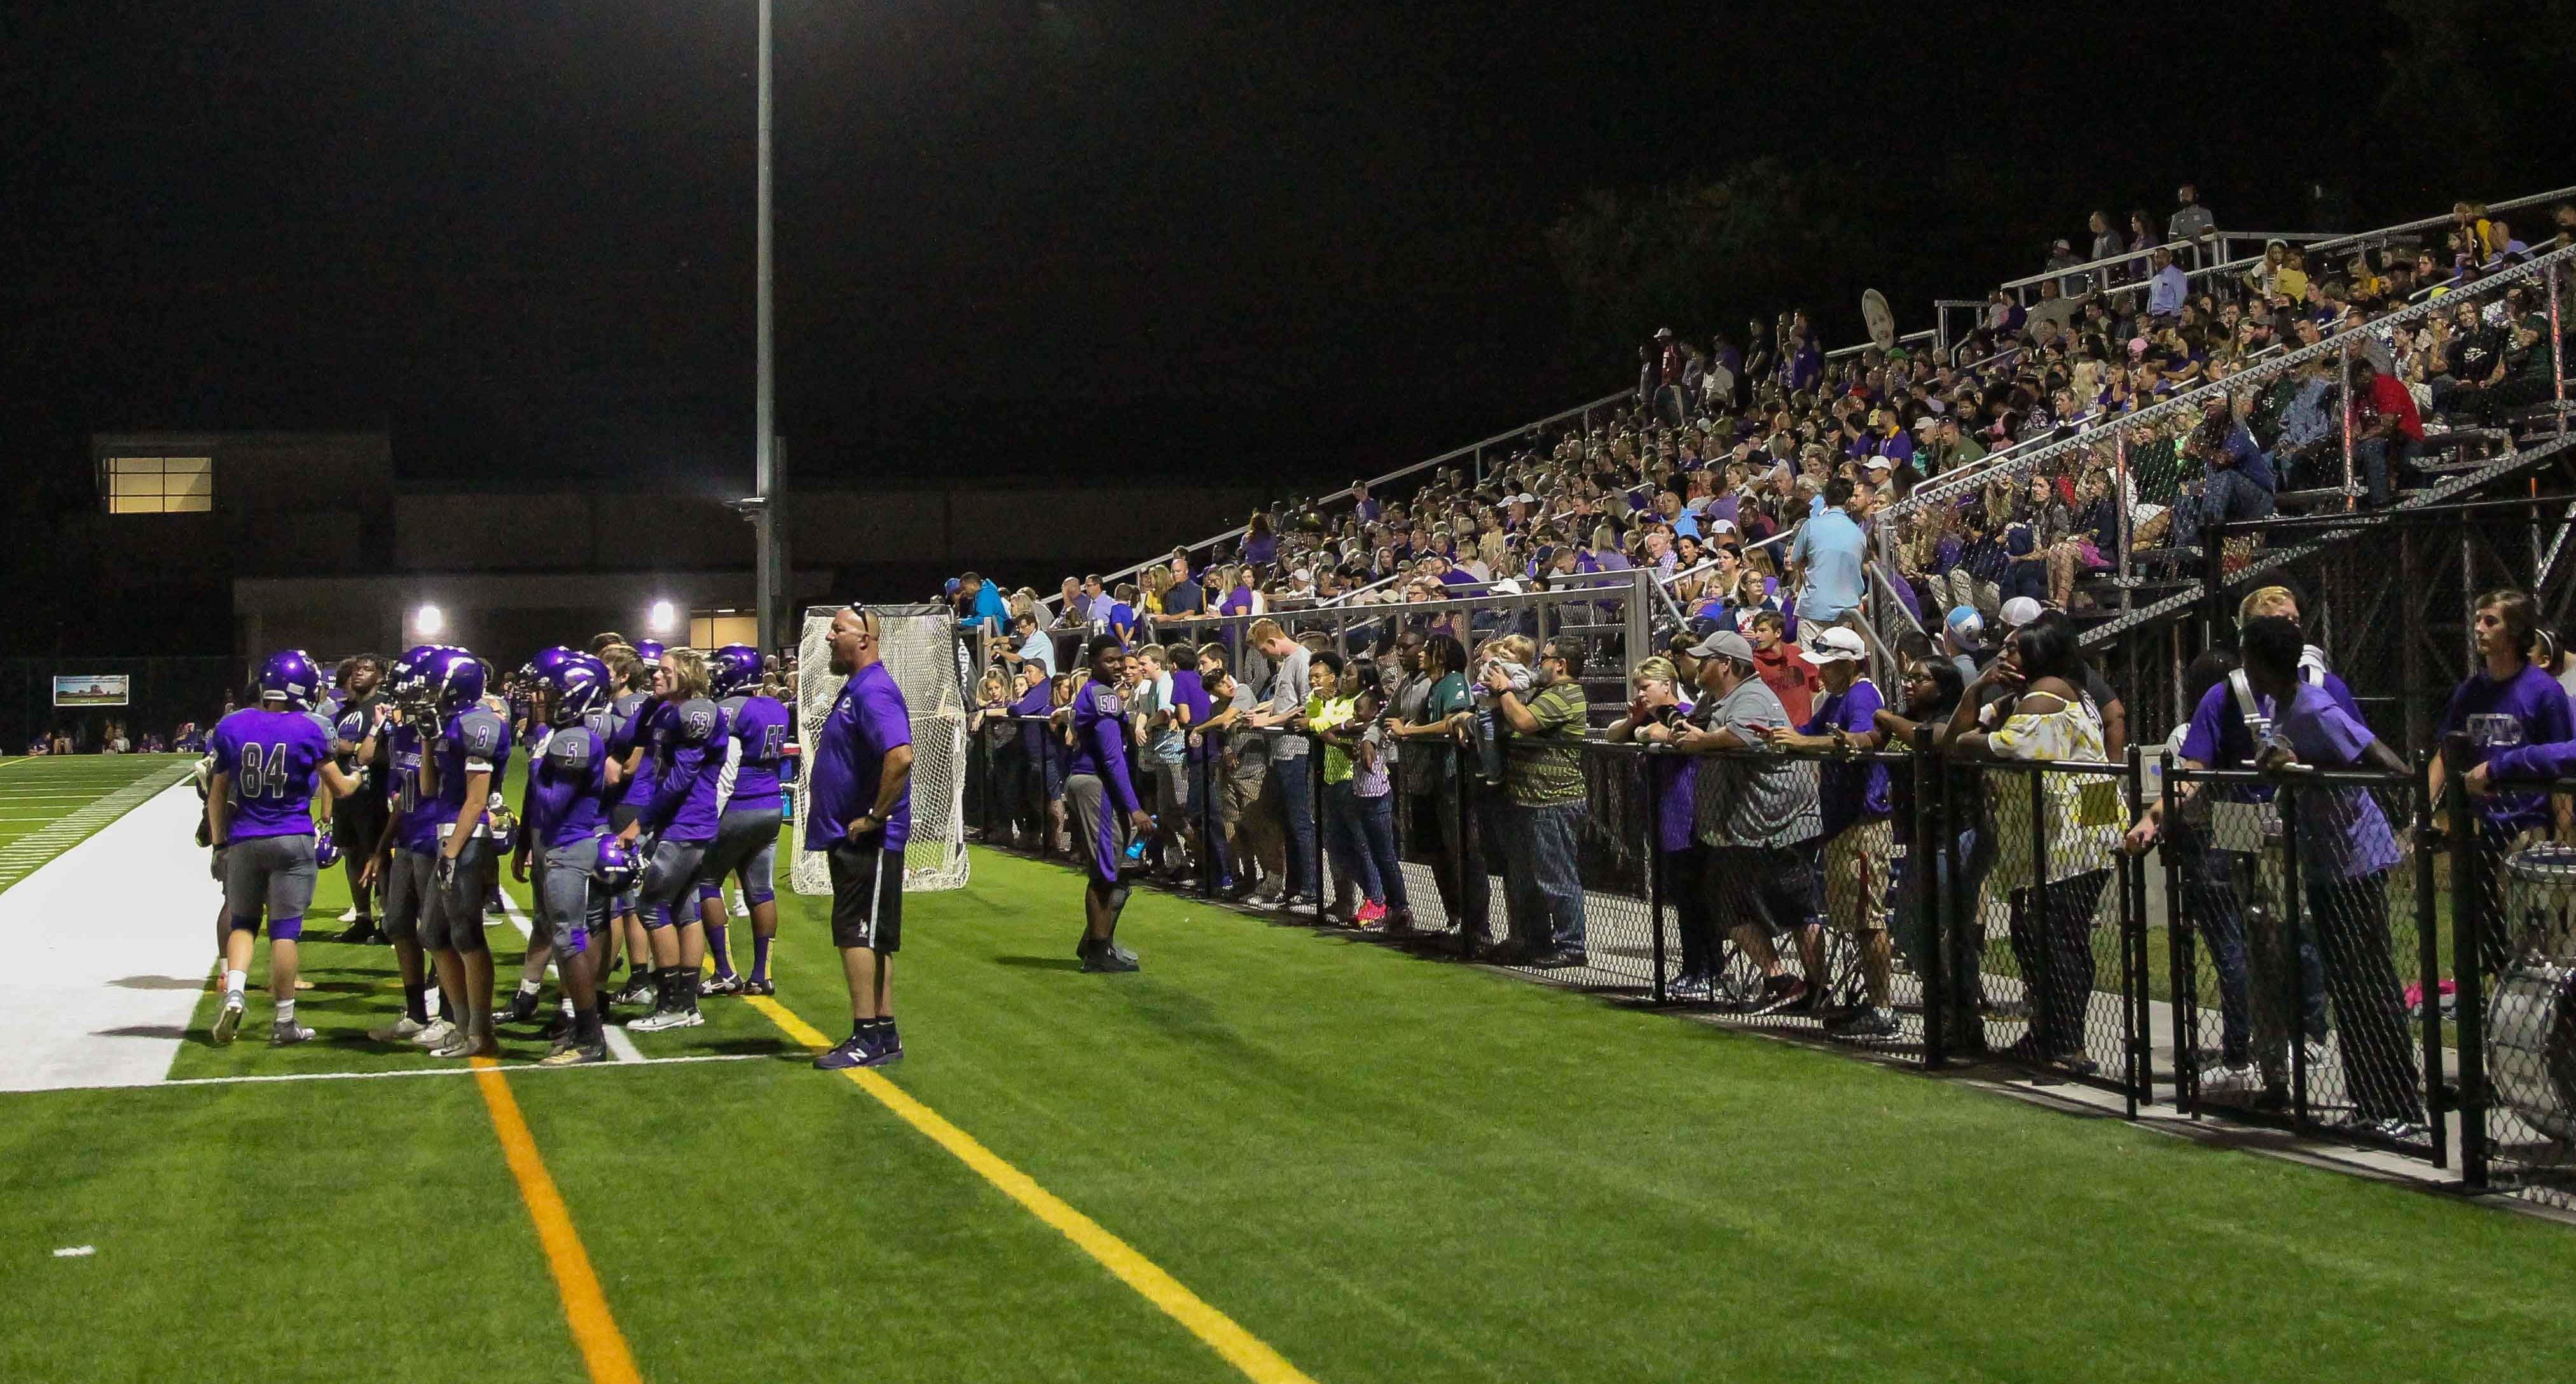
[{"xmin": 1306, "ymin": 694, "xmax": 1358, "ymax": 783}]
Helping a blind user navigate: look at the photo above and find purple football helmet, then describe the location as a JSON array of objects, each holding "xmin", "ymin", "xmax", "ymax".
[
  {"xmin": 257, "ymin": 649, "xmax": 324, "ymax": 711},
  {"xmin": 593, "ymin": 835, "xmax": 641, "ymax": 892},
  {"xmin": 520, "ymin": 645, "xmax": 577, "ymax": 685},
  {"xmin": 384, "ymin": 644, "xmax": 447, "ymax": 715},
  {"xmin": 429, "ymin": 647, "xmax": 488, "ymax": 713},
  {"xmin": 547, "ymin": 654, "xmax": 613, "ymax": 723},
  {"xmin": 313, "ymin": 827, "xmax": 340, "ymax": 870},
  {"xmin": 709, "ymin": 644, "xmax": 764, "ymax": 697},
  {"xmin": 633, "ymin": 640, "xmax": 666, "ymax": 668}
]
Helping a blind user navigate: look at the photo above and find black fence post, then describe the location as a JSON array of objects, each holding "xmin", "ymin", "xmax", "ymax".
[
  {"xmin": 1916, "ymin": 726, "xmax": 1946, "ymax": 1070},
  {"xmin": 1644, "ymin": 748, "xmax": 1667, "ymax": 1005},
  {"xmin": 2125, "ymin": 744, "xmax": 2149, "ymax": 1116},
  {"xmin": 1310, "ymin": 729, "xmax": 1327, "ymax": 926},
  {"xmin": 2442, "ymin": 734, "xmax": 2490, "ymax": 1189},
  {"xmin": 2412, "ymin": 750, "xmax": 2447, "ymax": 1167},
  {"xmin": 1943, "ymin": 760, "xmax": 1981, "ymax": 1060},
  {"xmin": 2279, "ymin": 781, "xmax": 2311, "ymax": 1135},
  {"xmin": 2201, "ymin": 519, "xmax": 2229, "ymax": 647},
  {"xmin": 2162, "ymin": 755, "xmax": 2198, "ymax": 1114},
  {"xmin": 1455, "ymin": 749, "xmax": 1477, "ymax": 961},
  {"xmin": 2028, "ymin": 765, "xmax": 2049, "ymax": 1071},
  {"xmin": 1199, "ymin": 726, "xmax": 1220, "ymax": 900}
]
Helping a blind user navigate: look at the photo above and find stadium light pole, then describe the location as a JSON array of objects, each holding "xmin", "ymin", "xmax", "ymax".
[{"xmin": 752, "ymin": 0, "xmax": 784, "ymax": 655}]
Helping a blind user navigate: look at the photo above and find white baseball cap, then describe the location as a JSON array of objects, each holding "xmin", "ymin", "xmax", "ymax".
[
  {"xmin": 1799, "ymin": 626, "xmax": 1869, "ymax": 665},
  {"xmin": 2000, "ymin": 596, "xmax": 2045, "ymax": 628}
]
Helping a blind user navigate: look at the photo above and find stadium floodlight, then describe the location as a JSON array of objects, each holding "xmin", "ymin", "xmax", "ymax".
[
  {"xmin": 412, "ymin": 604, "xmax": 445, "ymax": 638},
  {"xmin": 649, "ymin": 600, "xmax": 679, "ymax": 636}
]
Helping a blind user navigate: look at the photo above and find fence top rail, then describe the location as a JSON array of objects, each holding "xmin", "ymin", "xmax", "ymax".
[
  {"xmin": 2217, "ymin": 494, "xmax": 2576, "ymax": 537},
  {"xmin": 1894, "ymin": 239, "xmax": 2576, "ymax": 517},
  {"xmin": 1996, "ymin": 236, "xmax": 2209, "ymax": 294},
  {"xmin": 2163, "ymin": 760, "xmax": 2422, "ymax": 789}
]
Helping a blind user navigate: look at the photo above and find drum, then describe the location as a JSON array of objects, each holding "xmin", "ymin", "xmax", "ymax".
[
  {"xmin": 2502, "ymin": 845, "xmax": 2576, "ymax": 963},
  {"xmin": 2487, "ymin": 964, "xmax": 2576, "ymax": 1145}
]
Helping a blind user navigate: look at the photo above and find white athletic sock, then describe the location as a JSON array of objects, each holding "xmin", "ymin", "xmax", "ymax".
[
  {"xmin": 224, "ymin": 969, "xmax": 248, "ymax": 1001},
  {"xmin": 275, "ymin": 999, "xmax": 295, "ymax": 1024},
  {"xmin": 516, "ymin": 978, "xmax": 541, "ymax": 998}
]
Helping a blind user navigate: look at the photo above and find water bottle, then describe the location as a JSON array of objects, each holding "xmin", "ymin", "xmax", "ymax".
[{"xmin": 1125, "ymin": 817, "xmax": 1157, "ymax": 863}]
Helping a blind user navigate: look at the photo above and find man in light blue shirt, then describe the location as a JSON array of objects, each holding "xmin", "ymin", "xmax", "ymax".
[
  {"xmin": 1005, "ymin": 611, "xmax": 1055, "ymax": 677},
  {"xmin": 2147, "ymin": 248, "xmax": 2189, "ymax": 317},
  {"xmin": 1787, "ymin": 477, "xmax": 1868, "ymax": 625}
]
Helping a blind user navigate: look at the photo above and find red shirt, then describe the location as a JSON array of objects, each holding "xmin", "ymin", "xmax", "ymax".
[
  {"xmin": 1753, "ymin": 643, "xmax": 1821, "ymax": 726},
  {"xmin": 2365, "ymin": 374, "xmax": 2424, "ymax": 441}
]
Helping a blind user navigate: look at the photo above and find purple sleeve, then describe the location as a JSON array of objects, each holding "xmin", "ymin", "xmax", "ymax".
[
  {"xmin": 640, "ymin": 740, "xmax": 700, "ymax": 833},
  {"xmin": 1092, "ymin": 713, "xmax": 1141, "ymax": 815},
  {"xmin": 2322, "ymin": 671, "xmax": 2362, "ymax": 723},
  {"xmin": 2179, "ymin": 683, "xmax": 2228, "ymax": 765},
  {"xmin": 210, "ymin": 722, "xmax": 239, "ymax": 777},
  {"xmin": 2533, "ymin": 676, "xmax": 2575, "ymax": 745},
  {"xmin": 2488, "ymin": 739, "xmax": 2576, "ymax": 782},
  {"xmin": 2293, "ymin": 695, "xmax": 2376, "ymax": 767},
  {"xmin": 1840, "ymin": 680, "xmax": 1884, "ymax": 734},
  {"xmin": 860, "ymin": 678, "xmax": 913, "ymax": 753}
]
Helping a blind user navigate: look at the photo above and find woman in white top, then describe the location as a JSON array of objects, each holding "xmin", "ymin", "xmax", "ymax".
[{"xmin": 1944, "ymin": 619, "xmax": 2121, "ymax": 1075}]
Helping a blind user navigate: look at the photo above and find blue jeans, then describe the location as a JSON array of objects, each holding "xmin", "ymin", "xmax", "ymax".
[
  {"xmin": 1353, "ymin": 790, "xmax": 1407, "ymax": 910},
  {"xmin": 1323, "ymin": 779, "xmax": 1379, "ymax": 904},
  {"xmin": 2352, "ymin": 435, "xmax": 2420, "ymax": 508},
  {"xmin": 1272, "ymin": 751, "xmax": 1317, "ymax": 898},
  {"xmin": 1502, "ymin": 800, "xmax": 1587, "ymax": 954}
]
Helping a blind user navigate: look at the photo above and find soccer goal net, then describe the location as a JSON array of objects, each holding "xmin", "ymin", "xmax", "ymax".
[{"xmin": 791, "ymin": 603, "xmax": 970, "ymax": 894}]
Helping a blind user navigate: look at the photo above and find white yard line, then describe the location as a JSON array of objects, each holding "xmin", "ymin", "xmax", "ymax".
[
  {"xmin": 0, "ymin": 776, "xmax": 219, "ymax": 1092},
  {"xmin": 151, "ymin": 1052, "xmax": 769, "ymax": 1090}
]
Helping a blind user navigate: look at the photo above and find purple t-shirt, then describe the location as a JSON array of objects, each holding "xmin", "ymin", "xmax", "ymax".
[
  {"xmin": 2271, "ymin": 681, "xmax": 2399, "ymax": 880},
  {"xmin": 1801, "ymin": 677, "xmax": 1890, "ymax": 839},
  {"xmin": 2180, "ymin": 668, "xmax": 2363, "ymax": 804},
  {"xmin": 1646, "ymin": 702, "xmax": 1697, "ymax": 853},
  {"xmin": 1169, "ymin": 668, "xmax": 1215, "ymax": 764},
  {"xmin": 805, "ymin": 661, "xmax": 913, "ymax": 851},
  {"xmin": 2439, "ymin": 664, "xmax": 2574, "ymax": 832},
  {"xmin": 212, "ymin": 707, "xmax": 333, "ymax": 840}
]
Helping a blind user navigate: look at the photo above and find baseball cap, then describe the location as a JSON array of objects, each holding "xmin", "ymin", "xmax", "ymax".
[
  {"xmin": 1799, "ymin": 627, "xmax": 1868, "ymax": 665},
  {"xmin": 2000, "ymin": 596, "xmax": 2045, "ymax": 628},
  {"xmin": 1945, "ymin": 606, "xmax": 1984, "ymax": 641},
  {"xmin": 1863, "ymin": 455, "xmax": 1893, "ymax": 472},
  {"xmin": 1684, "ymin": 629, "xmax": 1756, "ymax": 664}
]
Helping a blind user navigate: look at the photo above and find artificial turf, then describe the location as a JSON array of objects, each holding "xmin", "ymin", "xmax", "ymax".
[{"xmin": 9, "ymin": 761, "xmax": 2576, "ymax": 1381}]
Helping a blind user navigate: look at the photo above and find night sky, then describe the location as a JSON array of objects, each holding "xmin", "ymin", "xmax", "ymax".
[{"xmin": 4, "ymin": 2, "xmax": 2543, "ymax": 502}]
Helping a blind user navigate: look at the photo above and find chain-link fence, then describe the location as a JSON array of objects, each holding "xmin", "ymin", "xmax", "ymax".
[
  {"xmin": 2442, "ymin": 746, "xmax": 2576, "ymax": 1212},
  {"xmin": 2160, "ymin": 761, "xmax": 2442, "ymax": 1160}
]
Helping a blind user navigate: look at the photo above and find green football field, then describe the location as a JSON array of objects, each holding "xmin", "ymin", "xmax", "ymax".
[{"xmin": 3, "ymin": 760, "xmax": 2574, "ymax": 1383}]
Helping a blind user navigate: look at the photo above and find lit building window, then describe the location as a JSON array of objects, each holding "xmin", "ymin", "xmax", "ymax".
[
  {"xmin": 691, "ymin": 610, "xmax": 758, "ymax": 649},
  {"xmin": 102, "ymin": 456, "xmax": 214, "ymax": 514}
]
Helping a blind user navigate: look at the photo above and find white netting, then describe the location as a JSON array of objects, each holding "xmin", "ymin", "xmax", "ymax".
[{"xmin": 792, "ymin": 603, "xmax": 970, "ymax": 894}]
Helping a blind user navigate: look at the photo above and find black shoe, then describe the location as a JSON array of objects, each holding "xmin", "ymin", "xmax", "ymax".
[
  {"xmin": 875, "ymin": 1024, "xmax": 905, "ymax": 1062},
  {"xmin": 1529, "ymin": 949, "xmax": 1588, "ymax": 969},
  {"xmin": 1747, "ymin": 975, "xmax": 1810, "ymax": 1017},
  {"xmin": 1080, "ymin": 947, "xmax": 1141, "ymax": 973},
  {"xmin": 703, "ymin": 972, "xmax": 746, "ymax": 997},
  {"xmin": 497, "ymin": 989, "xmax": 544, "ymax": 1026},
  {"xmin": 743, "ymin": 978, "xmax": 776, "ymax": 997},
  {"xmin": 334, "ymin": 920, "xmax": 382, "ymax": 945},
  {"xmin": 1482, "ymin": 938, "xmax": 1534, "ymax": 965}
]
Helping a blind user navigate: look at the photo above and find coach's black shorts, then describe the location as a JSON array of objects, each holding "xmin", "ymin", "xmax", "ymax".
[
  {"xmin": 827, "ymin": 841, "xmax": 902, "ymax": 953},
  {"xmin": 1705, "ymin": 843, "xmax": 1814, "ymax": 938},
  {"xmin": 332, "ymin": 795, "xmax": 388, "ymax": 862}
]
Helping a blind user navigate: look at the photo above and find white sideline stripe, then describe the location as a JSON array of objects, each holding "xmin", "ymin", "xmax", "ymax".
[
  {"xmin": 0, "ymin": 777, "xmax": 218, "ymax": 1092},
  {"xmin": 151, "ymin": 1052, "xmax": 767, "ymax": 1090},
  {"xmin": 499, "ymin": 880, "xmax": 642, "ymax": 1063}
]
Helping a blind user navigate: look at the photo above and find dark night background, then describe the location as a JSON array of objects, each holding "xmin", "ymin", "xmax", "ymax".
[{"xmin": 4, "ymin": 3, "xmax": 2565, "ymax": 558}]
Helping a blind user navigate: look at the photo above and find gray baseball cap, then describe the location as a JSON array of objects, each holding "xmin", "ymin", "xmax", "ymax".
[{"xmin": 1684, "ymin": 629, "xmax": 1755, "ymax": 663}]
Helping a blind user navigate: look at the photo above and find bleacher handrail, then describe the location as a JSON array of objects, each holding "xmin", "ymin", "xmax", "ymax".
[{"xmin": 1894, "ymin": 238, "xmax": 2576, "ymax": 519}]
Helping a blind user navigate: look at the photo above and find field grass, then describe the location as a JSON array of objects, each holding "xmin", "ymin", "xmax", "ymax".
[
  {"xmin": 5, "ymin": 762, "xmax": 2576, "ymax": 1382},
  {"xmin": 0, "ymin": 754, "xmax": 193, "ymax": 891}
]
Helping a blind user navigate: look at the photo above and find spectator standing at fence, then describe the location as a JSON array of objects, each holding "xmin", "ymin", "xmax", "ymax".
[
  {"xmin": 1195, "ymin": 647, "xmax": 1263, "ymax": 897},
  {"xmin": 2168, "ymin": 183, "xmax": 2215, "ymax": 250},
  {"xmin": 2440, "ymin": 590, "xmax": 2576, "ymax": 972},
  {"xmin": 1946, "ymin": 619, "xmax": 2120, "ymax": 1076},
  {"xmin": 1164, "ymin": 554, "xmax": 1205, "ymax": 617},
  {"xmin": 1344, "ymin": 682, "xmax": 1410, "ymax": 930},
  {"xmin": 1480, "ymin": 636, "xmax": 1590, "ymax": 967},
  {"xmin": 1244, "ymin": 619, "xmax": 1319, "ymax": 909},
  {"xmin": 1676, "ymin": 629, "xmax": 1822, "ymax": 1013},
  {"xmin": 1608, "ymin": 657, "xmax": 1712, "ymax": 997},
  {"xmin": 1761, "ymin": 627, "xmax": 1900, "ymax": 1039},
  {"xmin": 1389, "ymin": 634, "xmax": 1479, "ymax": 933},
  {"xmin": 2238, "ymin": 618, "xmax": 2427, "ymax": 1139},
  {"xmin": 2146, "ymin": 248, "xmax": 2190, "ymax": 319},
  {"xmin": 1786, "ymin": 478, "xmax": 1868, "ymax": 627}
]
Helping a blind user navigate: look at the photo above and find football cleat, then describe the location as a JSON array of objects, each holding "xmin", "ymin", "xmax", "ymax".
[
  {"xmin": 270, "ymin": 1020, "xmax": 317, "ymax": 1047},
  {"xmin": 411, "ymin": 1018, "xmax": 458, "ymax": 1050},
  {"xmin": 368, "ymin": 1015, "xmax": 430, "ymax": 1043},
  {"xmin": 626, "ymin": 1006, "xmax": 705, "ymax": 1033},
  {"xmin": 210, "ymin": 999, "xmax": 245, "ymax": 1046},
  {"xmin": 538, "ymin": 1037, "xmax": 609, "ymax": 1067},
  {"xmin": 701, "ymin": 973, "xmax": 746, "ymax": 997}
]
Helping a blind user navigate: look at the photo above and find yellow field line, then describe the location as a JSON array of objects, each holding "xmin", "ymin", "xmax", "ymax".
[
  {"xmin": 469, "ymin": 1057, "xmax": 645, "ymax": 1384},
  {"xmin": 745, "ymin": 996, "xmax": 1318, "ymax": 1384}
]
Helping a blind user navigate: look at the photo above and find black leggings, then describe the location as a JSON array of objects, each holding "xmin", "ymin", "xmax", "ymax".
[{"xmin": 2009, "ymin": 869, "xmax": 2110, "ymax": 1058}]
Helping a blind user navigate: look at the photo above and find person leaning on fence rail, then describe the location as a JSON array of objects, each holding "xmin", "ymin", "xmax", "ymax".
[
  {"xmin": 1874, "ymin": 654, "xmax": 1967, "ymax": 996},
  {"xmin": 1386, "ymin": 633, "xmax": 1478, "ymax": 931},
  {"xmin": 1760, "ymin": 626, "xmax": 1902, "ymax": 1041},
  {"xmin": 1192, "ymin": 645, "xmax": 1261, "ymax": 898},
  {"xmin": 1478, "ymin": 636, "xmax": 1590, "ymax": 968},
  {"xmin": 1608, "ymin": 657, "xmax": 1714, "ymax": 997},
  {"xmin": 2442, "ymin": 589, "xmax": 2576, "ymax": 975},
  {"xmin": 1945, "ymin": 618, "xmax": 2121, "ymax": 1076},
  {"xmin": 1242, "ymin": 618, "xmax": 1318, "ymax": 910},
  {"xmin": 1672, "ymin": 629, "xmax": 1824, "ymax": 1013}
]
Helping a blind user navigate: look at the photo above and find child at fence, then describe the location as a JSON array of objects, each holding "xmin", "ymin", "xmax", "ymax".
[
  {"xmin": 1305, "ymin": 650, "xmax": 1370, "ymax": 924},
  {"xmin": 1340, "ymin": 685, "xmax": 1410, "ymax": 931},
  {"xmin": 1608, "ymin": 657, "xmax": 1710, "ymax": 997}
]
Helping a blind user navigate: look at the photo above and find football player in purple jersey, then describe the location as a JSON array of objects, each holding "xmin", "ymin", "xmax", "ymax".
[
  {"xmin": 417, "ymin": 648, "xmax": 514, "ymax": 1059},
  {"xmin": 207, "ymin": 651, "xmax": 364, "ymax": 1045},
  {"xmin": 1066, "ymin": 634, "xmax": 1154, "ymax": 973},
  {"xmin": 514, "ymin": 654, "xmax": 625, "ymax": 1065},
  {"xmin": 617, "ymin": 647, "xmax": 730, "ymax": 1032},
  {"xmin": 602, "ymin": 644, "xmax": 663, "ymax": 1008},
  {"xmin": 362, "ymin": 646, "xmax": 453, "ymax": 1045},
  {"xmin": 698, "ymin": 644, "xmax": 794, "ymax": 996}
]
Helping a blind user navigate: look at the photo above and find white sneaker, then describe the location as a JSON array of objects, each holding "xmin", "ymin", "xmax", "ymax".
[
  {"xmin": 412, "ymin": 1018, "xmax": 458, "ymax": 1050},
  {"xmin": 432, "ymin": 1026, "xmax": 496, "ymax": 1059},
  {"xmin": 368, "ymin": 1015, "xmax": 430, "ymax": 1043},
  {"xmin": 626, "ymin": 1006, "xmax": 705, "ymax": 1033},
  {"xmin": 210, "ymin": 998, "xmax": 245, "ymax": 1046},
  {"xmin": 270, "ymin": 1020, "xmax": 316, "ymax": 1046},
  {"xmin": 728, "ymin": 890, "xmax": 750, "ymax": 919},
  {"xmin": 2197, "ymin": 1061, "xmax": 2261, "ymax": 1094}
]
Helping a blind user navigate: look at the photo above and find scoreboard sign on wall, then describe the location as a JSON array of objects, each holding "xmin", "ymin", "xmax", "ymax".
[{"xmin": 52, "ymin": 676, "xmax": 130, "ymax": 707}]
